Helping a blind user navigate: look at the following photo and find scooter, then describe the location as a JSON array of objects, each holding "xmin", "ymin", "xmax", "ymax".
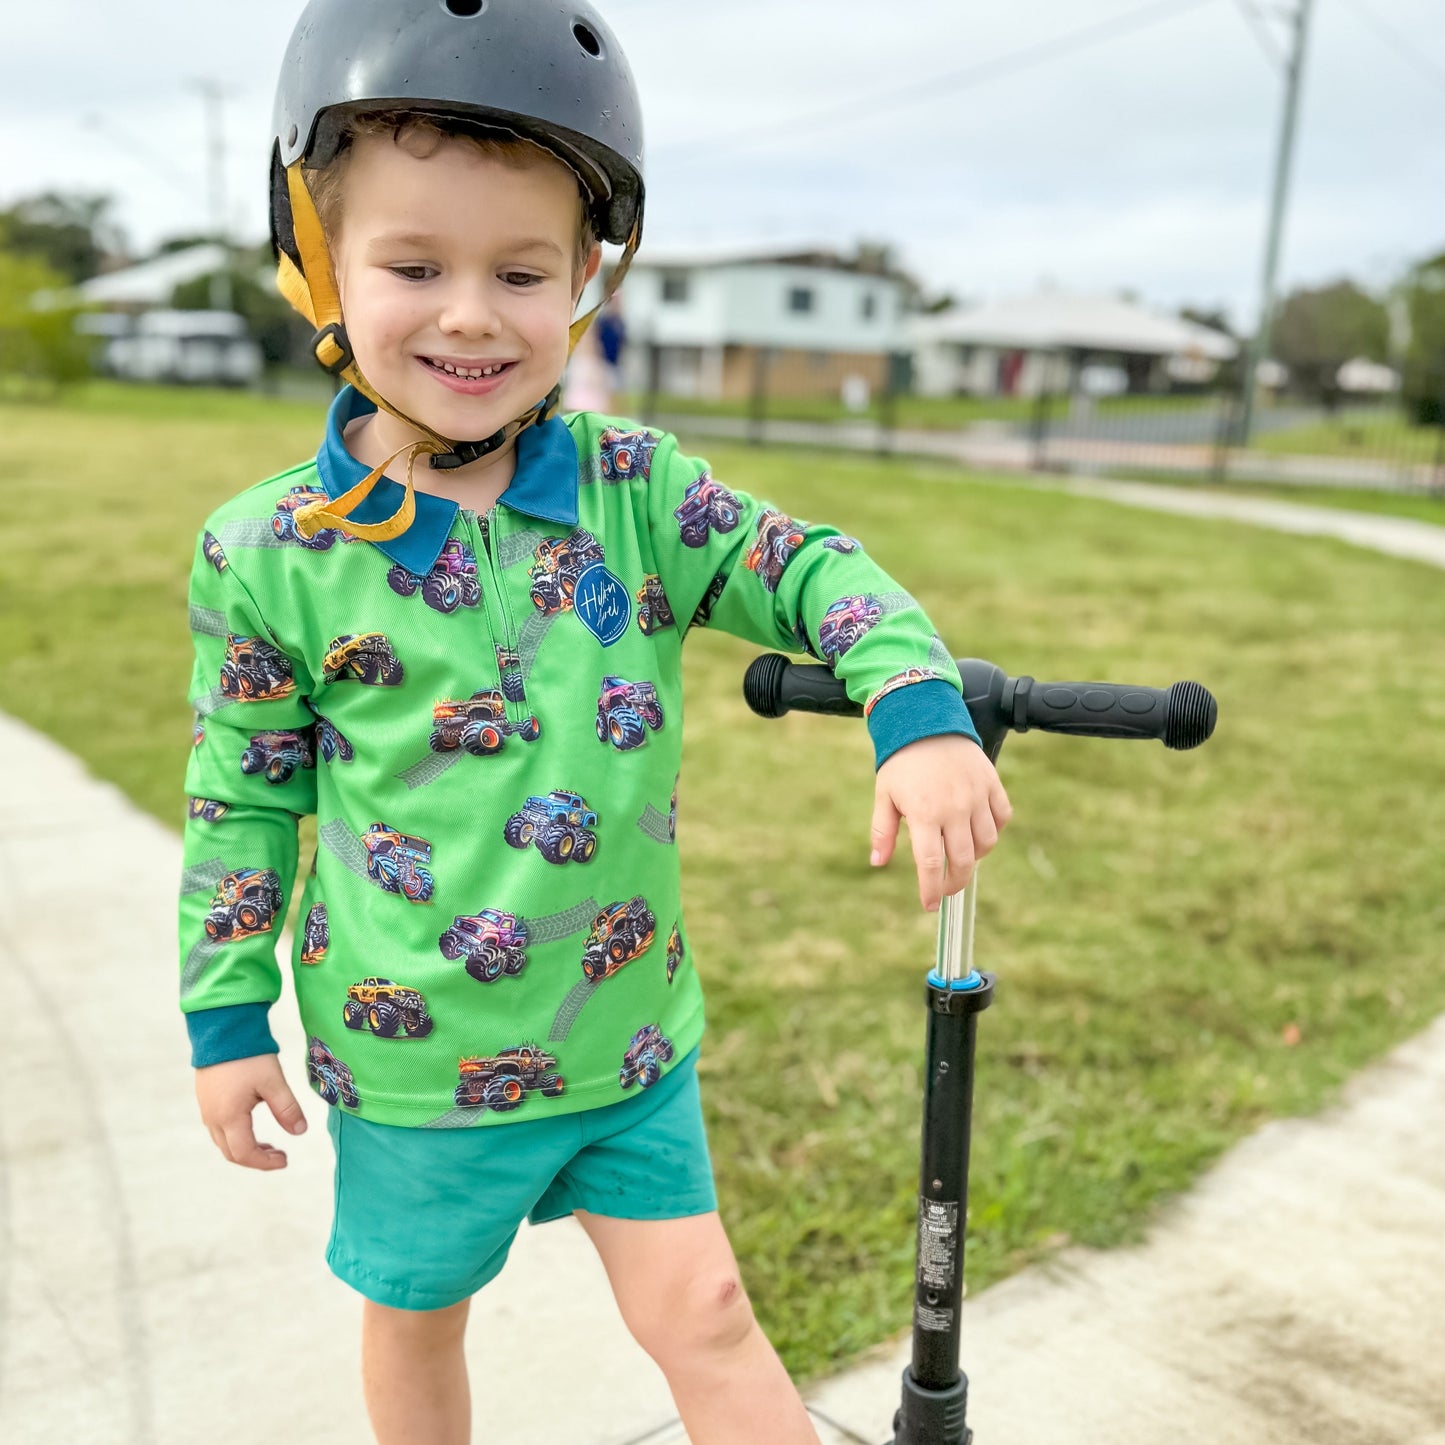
[{"xmin": 743, "ymin": 654, "xmax": 1218, "ymax": 1445}]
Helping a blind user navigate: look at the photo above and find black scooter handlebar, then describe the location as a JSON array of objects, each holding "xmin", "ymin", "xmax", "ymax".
[{"xmin": 742, "ymin": 654, "xmax": 1217, "ymax": 761}]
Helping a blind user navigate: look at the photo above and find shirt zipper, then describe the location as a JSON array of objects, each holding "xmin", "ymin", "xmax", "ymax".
[{"xmin": 466, "ymin": 507, "xmax": 525, "ymax": 720}]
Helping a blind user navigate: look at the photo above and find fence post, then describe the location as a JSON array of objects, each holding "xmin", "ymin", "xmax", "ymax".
[
  {"xmin": 1211, "ymin": 386, "xmax": 1237, "ymax": 485},
  {"xmin": 748, "ymin": 346, "xmax": 770, "ymax": 447},
  {"xmin": 641, "ymin": 337, "xmax": 661, "ymax": 429},
  {"xmin": 1029, "ymin": 384, "xmax": 1051, "ymax": 471}
]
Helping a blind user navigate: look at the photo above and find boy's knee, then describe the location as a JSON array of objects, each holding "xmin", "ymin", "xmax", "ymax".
[
  {"xmin": 637, "ymin": 1270, "xmax": 755, "ymax": 1367},
  {"xmin": 364, "ymin": 1295, "xmax": 471, "ymax": 1342}
]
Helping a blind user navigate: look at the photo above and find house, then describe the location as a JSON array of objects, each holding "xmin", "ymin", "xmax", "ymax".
[
  {"xmin": 72, "ymin": 243, "xmax": 262, "ymax": 385},
  {"xmin": 613, "ymin": 245, "xmax": 913, "ymax": 402},
  {"xmin": 910, "ymin": 291, "xmax": 1238, "ymax": 398}
]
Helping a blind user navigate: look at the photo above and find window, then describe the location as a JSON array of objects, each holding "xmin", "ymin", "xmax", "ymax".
[
  {"xmin": 787, "ymin": 286, "xmax": 814, "ymax": 314},
  {"xmin": 861, "ymin": 292, "xmax": 876, "ymax": 321},
  {"xmin": 661, "ymin": 272, "xmax": 689, "ymax": 304}
]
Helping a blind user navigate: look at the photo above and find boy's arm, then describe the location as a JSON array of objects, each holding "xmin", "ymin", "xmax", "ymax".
[
  {"xmin": 178, "ymin": 531, "xmax": 318, "ymax": 1069},
  {"xmin": 644, "ymin": 433, "xmax": 980, "ymax": 766}
]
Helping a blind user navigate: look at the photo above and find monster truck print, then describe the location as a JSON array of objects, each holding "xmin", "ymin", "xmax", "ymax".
[
  {"xmin": 581, "ymin": 897, "xmax": 656, "ymax": 982},
  {"xmin": 528, "ymin": 528, "xmax": 604, "ymax": 616},
  {"xmin": 344, "ymin": 977, "xmax": 435, "ymax": 1038},
  {"xmin": 219, "ymin": 634, "xmax": 295, "ymax": 701},
  {"xmin": 187, "ymin": 797, "xmax": 230, "ymax": 823},
  {"xmin": 454, "ymin": 1045, "xmax": 565, "ymax": 1111},
  {"xmin": 496, "ymin": 646, "xmax": 526, "ymax": 702},
  {"xmin": 322, "ymin": 633, "xmax": 404, "ymax": 686},
  {"xmin": 823, "ymin": 535, "xmax": 861, "ymax": 554},
  {"xmin": 204, "ymin": 868, "xmax": 283, "ymax": 942},
  {"xmin": 315, "ymin": 716, "xmax": 354, "ymax": 763},
  {"xmin": 307, "ymin": 1037, "xmax": 359, "ymax": 1108},
  {"xmin": 599, "ymin": 426, "xmax": 659, "ymax": 481},
  {"xmin": 673, "ymin": 471, "xmax": 741, "ymax": 548},
  {"xmin": 430, "ymin": 690, "xmax": 540, "ymax": 756},
  {"xmin": 635, "ymin": 574, "xmax": 675, "ymax": 636},
  {"xmin": 666, "ymin": 922, "xmax": 683, "ymax": 983},
  {"xmin": 595, "ymin": 676, "xmax": 664, "ymax": 751},
  {"xmin": 816, "ymin": 595, "xmax": 882, "ymax": 665},
  {"xmin": 504, "ymin": 791, "xmax": 598, "ymax": 864},
  {"xmin": 386, "ymin": 540, "xmax": 481, "ymax": 614},
  {"xmin": 743, "ymin": 510, "xmax": 806, "ymax": 594},
  {"xmin": 272, "ymin": 485, "xmax": 351, "ymax": 549},
  {"xmin": 300, "ymin": 902, "xmax": 329, "ymax": 964},
  {"xmin": 440, "ymin": 908, "xmax": 530, "ymax": 982},
  {"xmin": 619, "ymin": 1025, "xmax": 675, "ymax": 1089},
  {"xmin": 864, "ymin": 668, "xmax": 940, "ymax": 718},
  {"xmin": 202, "ymin": 530, "xmax": 228, "ymax": 572},
  {"xmin": 240, "ymin": 728, "xmax": 317, "ymax": 784},
  {"xmin": 362, "ymin": 823, "xmax": 435, "ymax": 902}
]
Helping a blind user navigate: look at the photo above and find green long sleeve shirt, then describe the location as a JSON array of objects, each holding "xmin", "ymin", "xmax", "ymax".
[{"xmin": 178, "ymin": 386, "xmax": 978, "ymax": 1127}]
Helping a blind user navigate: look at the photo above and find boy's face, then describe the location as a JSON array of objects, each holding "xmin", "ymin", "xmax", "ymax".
[{"xmin": 333, "ymin": 133, "xmax": 599, "ymax": 444}]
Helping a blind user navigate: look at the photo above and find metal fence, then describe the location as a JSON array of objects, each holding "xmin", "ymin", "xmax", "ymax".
[{"xmin": 641, "ymin": 356, "xmax": 1445, "ymax": 497}]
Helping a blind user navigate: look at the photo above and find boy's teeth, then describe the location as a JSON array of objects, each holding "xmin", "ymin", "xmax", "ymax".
[{"xmin": 436, "ymin": 360, "xmax": 504, "ymax": 378}]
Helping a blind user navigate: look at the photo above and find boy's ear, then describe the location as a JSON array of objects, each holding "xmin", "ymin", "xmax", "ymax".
[{"xmin": 575, "ymin": 243, "xmax": 603, "ymax": 301}]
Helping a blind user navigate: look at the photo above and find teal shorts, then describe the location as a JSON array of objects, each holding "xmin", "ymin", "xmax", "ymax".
[{"xmin": 324, "ymin": 1046, "xmax": 716, "ymax": 1311}]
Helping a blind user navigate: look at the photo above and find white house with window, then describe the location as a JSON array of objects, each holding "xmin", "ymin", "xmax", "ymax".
[{"xmin": 608, "ymin": 245, "xmax": 913, "ymax": 402}]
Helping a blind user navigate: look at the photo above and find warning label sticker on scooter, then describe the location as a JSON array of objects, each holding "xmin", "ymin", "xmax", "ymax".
[
  {"xmin": 917, "ymin": 1198, "xmax": 959, "ymax": 1289},
  {"xmin": 916, "ymin": 1304, "xmax": 954, "ymax": 1333}
]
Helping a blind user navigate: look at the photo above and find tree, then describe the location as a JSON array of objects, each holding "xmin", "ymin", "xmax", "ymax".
[
  {"xmin": 0, "ymin": 192, "xmax": 127, "ymax": 284},
  {"xmin": 0, "ymin": 252, "xmax": 93, "ymax": 393},
  {"xmin": 1271, "ymin": 280, "xmax": 1390, "ymax": 402},
  {"xmin": 1401, "ymin": 250, "xmax": 1445, "ymax": 426}
]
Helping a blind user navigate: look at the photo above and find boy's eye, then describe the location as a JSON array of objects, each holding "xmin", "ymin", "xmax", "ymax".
[
  {"xmin": 389, "ymin": 266, "xmax": 435, "ymax": 282},
  {"xmin": 503, "ymin": 272, "xmax": 543, "ymax": 287}
]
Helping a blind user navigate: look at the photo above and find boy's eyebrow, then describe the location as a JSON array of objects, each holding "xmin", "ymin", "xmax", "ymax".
[{"xmin": 366, "ymin": 232, "xmax": 566, "ymax": 261}]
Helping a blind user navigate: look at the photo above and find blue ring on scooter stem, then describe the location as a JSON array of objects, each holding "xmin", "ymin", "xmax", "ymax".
[{"xmin": 928, "ymin": 969, "xmax": 985, "ymax": 991}]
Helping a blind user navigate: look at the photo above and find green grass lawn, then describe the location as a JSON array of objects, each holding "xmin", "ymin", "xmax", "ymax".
[
  {"xmin": 1251, "ymin": 407, "xmax": 1444, "ymax": 466},
  {"xmin": 5, "ymin": 382, "xmax": 1445, "ymax": 1381}
]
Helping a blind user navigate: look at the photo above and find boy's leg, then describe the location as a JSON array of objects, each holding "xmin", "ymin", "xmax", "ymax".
[
  {"xmin": 361, "ymin": 1296, "xmax": 471, "ymax": 1445},
  {"xmin": 575, "ymin": 1209, "xmax": 819, "ymax": 1445}
]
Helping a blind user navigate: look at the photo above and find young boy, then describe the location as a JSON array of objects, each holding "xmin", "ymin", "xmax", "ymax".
[{"xmin": 179, "ymin": 3, "xmax": 1011, "ymax": 1442}]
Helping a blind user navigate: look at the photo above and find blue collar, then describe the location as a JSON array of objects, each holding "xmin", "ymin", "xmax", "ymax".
[{"xmin": 315, "ymin": 386, "xmax": 580, "ymax": 574}]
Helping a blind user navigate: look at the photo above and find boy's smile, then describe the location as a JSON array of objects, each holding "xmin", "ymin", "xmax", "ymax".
[{"xmin": 332, "ymin": 131, "xmax": 598, "ymax": 489}]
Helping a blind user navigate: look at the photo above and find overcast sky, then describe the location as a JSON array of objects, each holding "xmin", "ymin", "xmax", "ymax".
[{"xmin": 3, "ymin": 0, "xmax": 1442, "ymax": 328}]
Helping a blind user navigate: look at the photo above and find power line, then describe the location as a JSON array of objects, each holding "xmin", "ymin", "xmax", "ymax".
[
  {"xmin": 1230, "ymin": 0, "xmax": 1286, "ymax": 67},
  {"xmin": 658, "ymin": 0, "xmax": 1220, "ymax": 162},
  {"xmin": 1334, "ymin": 0, "xmax": 1445, "ymax": 95}
]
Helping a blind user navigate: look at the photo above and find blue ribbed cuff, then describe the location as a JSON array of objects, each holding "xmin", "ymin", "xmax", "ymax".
[
  {"xmin": 186, "ymin": 1002, "xmax": 279, "ymax": 1068},
  {"xmin": 867, "ymin": 679, "xmax": 981, "ymax": 769}
]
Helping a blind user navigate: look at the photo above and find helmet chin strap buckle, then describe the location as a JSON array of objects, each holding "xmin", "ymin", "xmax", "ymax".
[
  {"xmin": 429, "ymin": 427, "xmax": 508, "ymax": 469},
  {"xmin": 426, "ymin": 395, "xmax": 554, "ymax": 470}
]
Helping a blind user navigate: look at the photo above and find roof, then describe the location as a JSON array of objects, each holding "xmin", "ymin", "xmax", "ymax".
[
  {"xmin": 634, "ymin": 242, "xmax": 911, "ymax": 284},
  {"xmin": 911, "ymin": 291, "xmax": 1237, "ymax": 360},
  {"xmin": 76, "ymin": 243, "xmax": 230, "ymax": 305}
]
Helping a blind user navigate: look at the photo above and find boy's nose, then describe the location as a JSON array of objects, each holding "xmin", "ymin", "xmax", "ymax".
[{"xmin": 438, "ymin": 281, "xmax": 503, "ymax": 338}]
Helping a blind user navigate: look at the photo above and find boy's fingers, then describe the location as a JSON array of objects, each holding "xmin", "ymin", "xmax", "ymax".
[
  {"xmin": 870, "ymin": 790, "xmax": 901, "ymax": 867},
  {"xmin": 972, "ymin": 807, "xmax": 1000, "ymax": 861},
  {"xmin": 264, "ymin": 1082, "xmax": 309, "ymax": 1136},
  {"xmin": 909, "ymin": 824, "xmax": 947, "ymax": 911},
  {"xmin": 222, "ymin": 1115, "xmax": 287, "ymax": 1171},
  {"xmin": 941, "ymin": 822, "xmax": 977, "ymax": 899}
]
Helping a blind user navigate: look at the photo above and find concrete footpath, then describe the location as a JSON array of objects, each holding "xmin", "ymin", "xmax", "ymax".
[{"xmin": 3, "ymin": 486, "xmax": 1444, "ymax": 1444}]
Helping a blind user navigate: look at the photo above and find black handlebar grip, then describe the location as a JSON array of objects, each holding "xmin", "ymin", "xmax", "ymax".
[
  {"xmin": 743, "ymin": 652, "xmax": 862, "ymax": 719},
  {"xmin": 1012, "ymin": 677, "xmax": 1215, "ymax": 750},
  {"xmin": 743, "ymin": 653, "xmax": 1218, "ymax": 753}
]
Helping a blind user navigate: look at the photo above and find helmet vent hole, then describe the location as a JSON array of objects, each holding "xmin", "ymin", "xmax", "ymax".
[
  {"xmin": 445, "ymin": 0, "xmax": 485, "ymax": 15},
  {"xmin": 573, "ymin": 21, "xmax": 602, "ymax": 56}
]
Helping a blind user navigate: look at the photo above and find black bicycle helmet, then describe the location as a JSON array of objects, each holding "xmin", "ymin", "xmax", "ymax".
[{"xmin": 267, "ymin": 0, "xmax": 646, "ymax": 539}]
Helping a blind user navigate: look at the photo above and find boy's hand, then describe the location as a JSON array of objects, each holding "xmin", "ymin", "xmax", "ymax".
[
  {"xmin": 871, "ymin": 734, "xmax": 1012, "ymax": 912},
  {"xmin": 195, "ymin": 1054, "xmax": 308, "ymax": 1171}
]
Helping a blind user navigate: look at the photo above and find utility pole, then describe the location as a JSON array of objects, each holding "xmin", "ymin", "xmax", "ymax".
[
  {"xmin": 193, "ymin": 78, "xmax": 234, "ymax": 312},
  {"xmin": 1237, "ymin": 0, "xmax": 1315, "ymax": 445}
]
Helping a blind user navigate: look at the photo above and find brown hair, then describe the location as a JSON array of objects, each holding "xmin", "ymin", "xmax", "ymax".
[{"xmin": 305, "ymin": 111, "xmax": 597, "ymax": 273}]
